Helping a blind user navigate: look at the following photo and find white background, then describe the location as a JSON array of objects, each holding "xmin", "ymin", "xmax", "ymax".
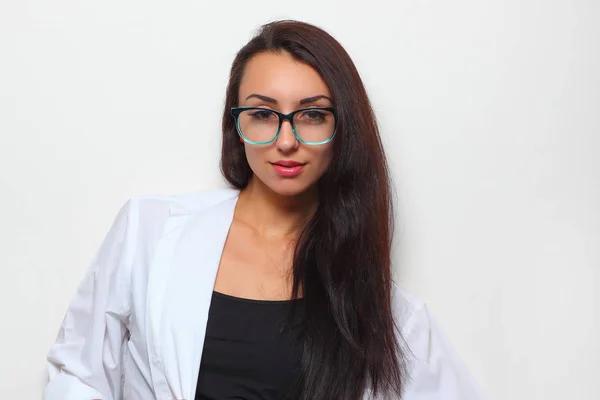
[{"xmin": 1, "ymin": 1, "xmax": 599, "ymax": 399}]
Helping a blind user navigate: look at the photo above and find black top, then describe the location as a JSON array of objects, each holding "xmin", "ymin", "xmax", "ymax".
[{"xmin": 195, "ymin": 291, "xmax": 304, "ymax": 400}]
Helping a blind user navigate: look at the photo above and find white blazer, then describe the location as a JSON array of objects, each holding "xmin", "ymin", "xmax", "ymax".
[{"xmin": 43, "ymin": 188, "xmax": 483, "ymax": 400}]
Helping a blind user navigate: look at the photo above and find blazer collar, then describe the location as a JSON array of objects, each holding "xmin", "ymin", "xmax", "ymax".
[{"xmin": 160, "ymin": 193, "xmax": 239, "ymax": 399}]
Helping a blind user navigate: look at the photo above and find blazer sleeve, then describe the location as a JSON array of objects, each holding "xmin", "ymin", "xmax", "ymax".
[
  {"xmin": 401, "ymin": 303, "xmax": 484, "ymax": 400},
  {"xmin": 43, "ymin": 199, "xmax": 138, "ymax": 400}
]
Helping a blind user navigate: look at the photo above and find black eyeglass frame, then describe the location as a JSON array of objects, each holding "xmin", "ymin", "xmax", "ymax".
[{"xmin": 230, "ymin": 106, "xmax": 337, "ymax": 145}]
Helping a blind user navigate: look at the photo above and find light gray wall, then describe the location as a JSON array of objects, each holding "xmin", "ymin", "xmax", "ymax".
[{"xmin": 1, "ymin": 1, "xmax": 598, "ymax": 399}]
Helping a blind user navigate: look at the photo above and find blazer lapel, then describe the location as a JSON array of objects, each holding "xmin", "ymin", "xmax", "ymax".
[{"xmin": 157, "ymin": 195, "xmax": 238, "ymax": 399}]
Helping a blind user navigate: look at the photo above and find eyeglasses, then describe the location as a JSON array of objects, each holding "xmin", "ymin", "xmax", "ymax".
[{"xmin": 231, "ymin": 106, "xmax": 337, "ymax": 145}]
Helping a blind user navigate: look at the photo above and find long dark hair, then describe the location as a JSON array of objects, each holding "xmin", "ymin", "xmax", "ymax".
[{"xmin": 220, "ymin": 20, "xmax": 406, "ymax": 400}]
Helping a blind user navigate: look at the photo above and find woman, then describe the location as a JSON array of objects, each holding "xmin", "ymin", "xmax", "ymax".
[{"xmin": 43, "ymin": 20, "xmax": 482, "ymax": 400}]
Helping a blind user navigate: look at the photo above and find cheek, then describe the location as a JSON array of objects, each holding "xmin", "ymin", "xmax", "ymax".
[
  {"xmin": 243, "ymin": 146, "xmax": 275, "ymax": 179},
  {"xmin": 312, "ymin": 144, "xmax": 334, "ymax": 172},
  {"xmin": 243, "ymin": 146, "xmax": 262, "ymax": 169}
]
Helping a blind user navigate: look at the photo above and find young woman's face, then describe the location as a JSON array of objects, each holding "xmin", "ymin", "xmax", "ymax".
[{"xmin": 237, "ymin": 51, "xmax": 334, "ymax": 197}]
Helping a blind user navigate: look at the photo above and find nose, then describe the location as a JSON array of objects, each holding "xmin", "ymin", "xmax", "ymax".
[{"xmin": 275, "ymin": 119, "xmax": 299, "ymax": 153}]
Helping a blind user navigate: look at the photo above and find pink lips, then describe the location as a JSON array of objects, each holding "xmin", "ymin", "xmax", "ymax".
[{"xmin": 271, "ymin": 160, "xmax": 305, "ymax": 177}]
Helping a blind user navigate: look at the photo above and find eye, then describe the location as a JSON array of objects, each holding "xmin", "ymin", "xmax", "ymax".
[
  {"xmin": 248, "ymin": 110, "xmax": 276, "ymax": 121},
  {"xmin": 299, "ymin": 109, "xmax": 327, "ymax": 123}
]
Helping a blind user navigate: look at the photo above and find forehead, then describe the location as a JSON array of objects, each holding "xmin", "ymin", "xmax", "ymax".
[{"xmin": 239, "ymin": 51, "xmax": 331, "ymax": 103}]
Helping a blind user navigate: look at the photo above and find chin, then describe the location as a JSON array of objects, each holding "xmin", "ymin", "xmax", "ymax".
[{"xmin": 265, "ymin": 179, "xmax": 314, "ymax": 197}]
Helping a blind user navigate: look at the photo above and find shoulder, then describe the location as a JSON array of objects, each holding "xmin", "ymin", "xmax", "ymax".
[
  {"xmin": 108, "ymin": 187, "xmax": 239, "ymax": 252},
  {"xmin": 165, "ymin": 186, "xmax": 241, "ymax": 213},
  {"xmin": 124, "ymin": 187, "xmax": 240, "ymax": 225},
  {"xmin": 390, "ymin": 282, "xmax": 428, "ymax": 338},
  {"xmin": 131, "ymin": 186, "xmax": 240, "ymax": 213},
  {"xmin": 391, "ymin": 282, "xmax": 484, "ymax": 399}
]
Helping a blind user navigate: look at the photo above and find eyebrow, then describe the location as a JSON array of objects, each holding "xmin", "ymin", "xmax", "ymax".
[{"xmin": 244, "ymin": 94, "xmax": 333, "ymax": 105}]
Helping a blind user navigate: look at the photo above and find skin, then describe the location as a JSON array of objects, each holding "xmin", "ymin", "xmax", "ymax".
[{"xmin": 213, "ymin": 51, "xmax": 334, "ymax": 300}]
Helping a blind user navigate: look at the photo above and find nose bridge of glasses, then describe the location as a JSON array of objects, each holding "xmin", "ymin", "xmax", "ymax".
[
  {"xmin": 272, "ymin": 112, "xmax": 297, "ymax": 146},
  {"xmin": 279, "ymin": 110, "xmax": 295, "ymax": 125},
  {"xmin": 278, "ymin": 111, "xmax": 296, "ymax": 131}
]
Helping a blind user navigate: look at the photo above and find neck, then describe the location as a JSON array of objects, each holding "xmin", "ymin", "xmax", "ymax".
[{"xmin": 236, "ymin": 177, "xmax": 318, "ymax": 239}]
